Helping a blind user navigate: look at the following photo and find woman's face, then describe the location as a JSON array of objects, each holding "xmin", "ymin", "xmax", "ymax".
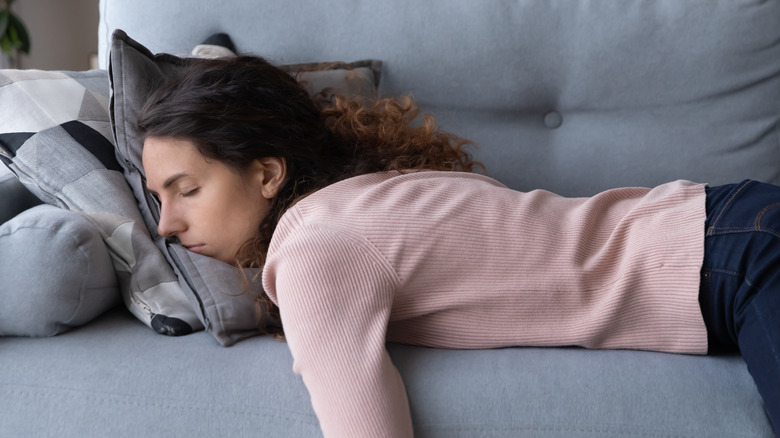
[{"xmin": 142, "ymin": 136, "xmax": 284, "ymax": 264}]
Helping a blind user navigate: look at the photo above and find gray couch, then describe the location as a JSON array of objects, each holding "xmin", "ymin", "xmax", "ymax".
[{"xmin": 1, "ymin": 0, "xmax": 778, "ymax": 436}]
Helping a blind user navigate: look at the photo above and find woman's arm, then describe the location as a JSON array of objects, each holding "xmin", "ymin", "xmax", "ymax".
[{"xmin": 264, "ymin": 225, "xmax": 412, "ymax": 438}]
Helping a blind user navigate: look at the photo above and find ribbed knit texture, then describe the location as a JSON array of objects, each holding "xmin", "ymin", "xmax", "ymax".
[{"xmin": 263, "ymin": 171, "xmax": 708, "ymax": 438}]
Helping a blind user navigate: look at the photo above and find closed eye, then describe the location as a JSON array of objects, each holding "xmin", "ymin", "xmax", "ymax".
[{"xmin": 181, "ymin": 188, "xmax": 200, "ymax": 197}]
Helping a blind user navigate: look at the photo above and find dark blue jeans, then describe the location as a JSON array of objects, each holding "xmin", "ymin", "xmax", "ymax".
[{"xmin": 700, "ymin": 180, "xmax": 780, "ymax": 431}]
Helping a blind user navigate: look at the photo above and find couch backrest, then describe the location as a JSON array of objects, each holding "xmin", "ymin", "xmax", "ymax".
[{"xmin": 99, "ymin": 0, "xmax": 780, "ymax": 196}]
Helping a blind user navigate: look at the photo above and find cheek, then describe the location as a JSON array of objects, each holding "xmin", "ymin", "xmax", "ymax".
[
  {"xmin": 244, "ymin": 198, "xmax": 271, "ymax": 234},
  {"xmin": 225, "ymin": 191, "xmax": 269, "ymax": 239}
]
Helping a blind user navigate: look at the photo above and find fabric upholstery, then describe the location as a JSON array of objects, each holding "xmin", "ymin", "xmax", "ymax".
[
  {"xmin": 0, "ymin": 205, "xmax": 119, "ymax": 336},
  {"xmin": 99, "ymin": 0, "xmax": 780, "ymax": 196},
  {"xmin": 0, "ymin": 308, "xmax": 772, "ymax": 437},
  {"xmin": 0, "ymin": 167, "xmax": 40, "ymax": 225}
]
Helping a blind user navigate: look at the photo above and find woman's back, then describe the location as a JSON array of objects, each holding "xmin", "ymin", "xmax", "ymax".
[{"xmin": 264, "ymin": 170, "xmax": 708, "ymax": 353}]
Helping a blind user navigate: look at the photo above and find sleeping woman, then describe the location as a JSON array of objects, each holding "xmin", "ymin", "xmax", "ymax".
[{"xmin": 138, "ymin": 55, "xmax": 779, "ymax": 437}]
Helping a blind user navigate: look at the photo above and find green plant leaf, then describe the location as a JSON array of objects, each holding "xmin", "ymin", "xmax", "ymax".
[
  {"xmin": 8, "ymin": 22, "xmax": 18, "ymax": 45},
  {"xmin": 0, "ymin": 11, "xmax": 9, "ymax": 38},
  {"xmin": 0, "ymin": 37, "xmax": 11, "ymax": 54},
  {"xmin": 8, "ymin": 12, "xmax": 28, "ymax": 53}
]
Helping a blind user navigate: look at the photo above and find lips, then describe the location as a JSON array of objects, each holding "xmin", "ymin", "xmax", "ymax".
[{"xmin": 183, "ymin": 244, "xmax": 206, "ymax": 253}]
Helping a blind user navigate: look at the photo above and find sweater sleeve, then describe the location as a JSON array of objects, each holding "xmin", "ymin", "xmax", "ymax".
[{"xmin": 263, "ymin": 224, "xmax": 412, "ymax": 438}]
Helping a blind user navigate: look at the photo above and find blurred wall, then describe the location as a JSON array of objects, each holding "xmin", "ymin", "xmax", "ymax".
[{"xmin": 13, "ymin": 0, "xmax": 99, "ymax": 70}]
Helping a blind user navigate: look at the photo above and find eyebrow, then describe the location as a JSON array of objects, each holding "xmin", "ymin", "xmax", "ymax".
[
  {"xmin": 163, "ymin": 173, "xmax": 189, "ymax": 189},
  {"xmin": 148, "ymin": 172, "xmax": 189, "ymax": 196}
]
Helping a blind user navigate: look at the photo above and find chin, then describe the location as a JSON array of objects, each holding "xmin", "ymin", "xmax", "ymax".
[
  {"xmin": 214, "ymin": 252, "xmax": 240, "ymax": 266},
  {"xmin": 211, "ymin": 254, "xmax": 231, "ymax": 264}
]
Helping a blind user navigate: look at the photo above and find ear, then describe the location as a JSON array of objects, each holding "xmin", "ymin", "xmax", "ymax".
[{"xmin": 250, "ymin": 157, "xmax": 287, "ymax": 199}]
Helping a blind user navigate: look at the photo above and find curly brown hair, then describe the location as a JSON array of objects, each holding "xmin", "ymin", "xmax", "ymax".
[{"xmin": 138, "ymin": 56, "xmax": 481, "ymax": 337}]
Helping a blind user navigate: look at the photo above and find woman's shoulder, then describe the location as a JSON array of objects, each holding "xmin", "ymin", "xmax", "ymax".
[
  {"xmin": 305, "ymin": 170, "xmax": 505, "ymax": 201},
  {"xmin": 284, "ymin": 169, "xmax": 505, "ymax": 220}
]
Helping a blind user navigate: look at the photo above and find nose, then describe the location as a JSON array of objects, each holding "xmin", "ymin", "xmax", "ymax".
[{"xmin": 157, "ymin": 204, "xmax": 186, "ymax": 238}]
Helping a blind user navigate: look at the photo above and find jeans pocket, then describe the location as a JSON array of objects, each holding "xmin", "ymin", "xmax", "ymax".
[
  {"xmin": 705, "ymin": 180, "xmax": 753, "ymax": 235},
  {"xmin": 706, "ymin": 180, "xmax": 780, "ymax": 237},
  {"xmin": 754, "ymin": 201, "xmax": 780, "ymax": 237}
]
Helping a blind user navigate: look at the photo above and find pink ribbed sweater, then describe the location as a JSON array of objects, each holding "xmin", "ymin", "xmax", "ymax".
[{"xmin": 262, "ymin": 171, "xmax": 708, "ymax": 438}]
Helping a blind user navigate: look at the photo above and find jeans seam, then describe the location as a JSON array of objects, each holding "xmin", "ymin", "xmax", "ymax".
[
  {"xmin": 707, "ymin": 267, "xmax": 744, "ymax": 277},
  {"xmin": 707, "ymin": 180, "xmax": 752, "ymax": 236},
  {"xmin": 707, "ymin": 226, "xmax": 780, "ymax": 241},
  {"xmin": 755, "ymin": 202, "xmax": 780, "ymax": 231},
  {"xmin": 709, "ymin": 227, "xmax": 754, "ymax": 233}
]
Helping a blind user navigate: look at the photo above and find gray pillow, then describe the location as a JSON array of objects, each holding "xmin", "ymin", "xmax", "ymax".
[
  {"xmin": 0, "ymin": 68, "xmax": 203, "ymax": 337},
  {"xmin": 109, "ymin": 29, "xmax": 382, "ymax": 345},
  {"xmin": 0, "ymin": 205, "xmax": 120, "ymax": 337}
]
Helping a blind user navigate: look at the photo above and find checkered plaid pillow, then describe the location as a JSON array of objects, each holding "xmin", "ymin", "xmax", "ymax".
[{"xmin": 0, "ymin": 69, "xmax": 202, "ymax": 336}]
